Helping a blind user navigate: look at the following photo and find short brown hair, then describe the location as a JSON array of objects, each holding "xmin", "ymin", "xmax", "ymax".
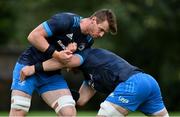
[{"xmin": 90, "ymin": 9, "xmax": 117, "ymax": 35}]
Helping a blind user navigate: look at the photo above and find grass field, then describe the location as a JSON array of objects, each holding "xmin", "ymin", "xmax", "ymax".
[{"xmin": 1, "ymin": 111, "xmax": 180, "ymax": 116}]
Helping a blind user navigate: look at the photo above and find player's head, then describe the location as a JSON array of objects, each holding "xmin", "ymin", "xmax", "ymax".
[
  {"xmin": 91, "ymin": 9, "xmax": 117, "ymax": 34},
  {"xmin": 82, "ymin": 9, "xmax": 117, "ymax": 38}
]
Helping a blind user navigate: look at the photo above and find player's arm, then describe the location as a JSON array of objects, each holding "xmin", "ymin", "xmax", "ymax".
[
  {"xmin": 28, "ymin": 24, "xmax": 73, "ymax": 63},
  {"xmin": 28, "ymin": 24, "xmax": 50, "ymax": 52},
  {"xmin": 20, "ymin": 53, "xmax": 83, "ymax": 81},
  {"xmin": 77, "ymin": 81, "xmax": 96, "ymax": 106},
  {"xmin": 43, "ymin": 53, "xmax": 82, "ymax": 71}
]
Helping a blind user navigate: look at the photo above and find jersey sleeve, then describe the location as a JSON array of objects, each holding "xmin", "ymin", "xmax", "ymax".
[
  {"xmin": 42, "ymin": 13, "xmax": 72, "ymax": 37},
  {"xmin": 75, "ymin": 48, "xmax": 91, "ymax": 65},
  {"xmin": 74, "ymin": 54, "xmax": 84, "ymax": 65}
]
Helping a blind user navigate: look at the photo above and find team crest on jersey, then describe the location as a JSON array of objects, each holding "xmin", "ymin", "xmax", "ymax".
[
  {"xmin": 78, "ymin": 43, "xmax": 85, "ymax": 51},
  {"xmin": 66, "ymin": 33, "xmax": 73, "ymax": 40}
]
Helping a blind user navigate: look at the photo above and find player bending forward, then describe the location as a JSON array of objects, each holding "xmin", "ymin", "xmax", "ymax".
[{"xmin": 20, "ymin": 48, "xmax": 169, "ymax": 117}]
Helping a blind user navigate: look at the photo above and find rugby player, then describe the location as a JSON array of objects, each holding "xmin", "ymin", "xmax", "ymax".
[{"xmin": 10, "ymin": 9, "xmax": 117, "ymax": 116}]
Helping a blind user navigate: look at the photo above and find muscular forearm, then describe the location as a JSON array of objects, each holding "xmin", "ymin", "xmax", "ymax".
[
  {"xmin": 42, "ymin": 58, "xmax": 64, "ymax": 71},
  {"xmin": 20, "ymin": 53, "xmax": 82, "ymax": 81},
  {"xmin": 42, "ymin": 54, "xmax": 81, "ymax": 71},
  {"xmin": 77, "ymin": 82, "xmax": 96, "ymax": 106}
]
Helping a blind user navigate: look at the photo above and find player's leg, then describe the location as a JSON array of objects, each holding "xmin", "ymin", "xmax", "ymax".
[
  {"xmin": 41, "ymin": 89, "xmax": 76, "ymax": 116},
  {"xmin": 9, "ymin": 63, "xmax": 36, "ymax": 116},
  {"xmin": 137, "ymin": 73, "xmax": 169, "ymax": 117},
  {"xmin": 98, "ymin": 72, "xmax": 151, "ymax": 117},
  {"xmin": 97, "ymin": 81, "xmax": 134, "ymax": 116},
  {"xmin": 97, "ymin": 100, "xmax": 128, "ymax": 117},
  {"xmin": 152, "ymin": 108, "xmax": 169, "ymax": 117},
  {"xmin": 38, "ymin": 73, "xmax": 76, "ymax": 116},
  {"xmin": 9, "ymin": 90, "xmax": 31, "ymax": 116}
]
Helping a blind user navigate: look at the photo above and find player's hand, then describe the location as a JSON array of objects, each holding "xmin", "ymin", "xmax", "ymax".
[
  {"xmin": 66, "ymin": 42, "xmax": 77, "ymax": 53},
  {"xmin": 20, "ymin": 65, "xmax": 35, "ymax": 81},
  {"xmin": 54, "ymin": 50, "xmax": 73, "ymax": 64}
]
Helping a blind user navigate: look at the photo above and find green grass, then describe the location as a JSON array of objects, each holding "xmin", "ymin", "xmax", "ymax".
[
  {"xmin": 0, "ymin": 111, "xmax": 96, "ymax": 117},
  {"xmin": 1, "ymin": 111, "xmax": 180, "ymax": 116},
  {"xmin": 28, "ymin": 111, "xmax": 97, "ymax": 116}
]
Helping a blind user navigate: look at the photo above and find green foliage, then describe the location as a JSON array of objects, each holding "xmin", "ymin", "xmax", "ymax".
[{"xmin": 0, "ymin": 0, "xmax": 16, "ymax": 45}]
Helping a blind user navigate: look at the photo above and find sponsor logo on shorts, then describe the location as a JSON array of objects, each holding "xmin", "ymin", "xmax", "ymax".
[
  {"xmin": 18, "ymin": 81, "xmax": 26, "ymax": 86},
  {"xmin": 118, "ymin": 96, "xmax": 129, "ymax": 103}
]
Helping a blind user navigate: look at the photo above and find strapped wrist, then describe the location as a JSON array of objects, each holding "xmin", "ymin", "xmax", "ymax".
[
  {"xmin": 35, "ymin": 62, "xmax": 44, "ymax": 72},
  {"xmin": 44, "ymin": 45, "xmax": 56, "ymax": 58}
]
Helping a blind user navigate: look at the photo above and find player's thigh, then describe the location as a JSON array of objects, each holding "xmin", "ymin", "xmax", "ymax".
[
  {"xmin": 11, "ymin": 90, "xmax": 31, "ymax": 104},
  {"xmin": 10, "ymin": 62, "xmax": 37, "ymax": 113},
  {"xmin": 37, "ymin": 73, "xmax": 70, "ymax": 106},
  {"xmin": 38, "ymin": 73, "xmax": 75, "ymax": 115},
  {"xmin": 138, "ymin": 74, "xmax": 166, "ymax": 115},
  {"xmin": 10, "ymin": 90, "xmax": 32, "ymax": 113},
  {"xmin": 110, "ymin": 101, "xmax": 128, "ymax": 115},
  {"xmin": 11, "ymin": 90, "xmax": 31, "ymax": 98},
  {"xmin": 41, "ymin": 89, "xmax": 71, "ymax": 106},
  {"xmin": 98, "ymin": 101, "xmax": 128, "ymax": 116},
  {"xmin": 41, "ymin": 88, "xmax": 76, "ymax": 115},
  {"xmin": 106, "ymin": 80, "xmax": 140, "ymax": 112},
  {"xmin": 11, "ymin": 62, "xmax": 37, "ymax": 95}
]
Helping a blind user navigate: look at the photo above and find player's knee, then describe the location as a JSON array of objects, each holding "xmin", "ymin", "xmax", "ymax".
[
  {"xmin": 51, "ymin": 95, "xmax": 76, "ymax": 116},
  {"xmin": 11, "ymin": 95, "xmax": 31, "ymax": 112},
  {"xmin": 60, "ymin": 106, "xmax": 76, "ymax": 116},
  {"xmin": 163, "ymin": 113, "xmax": 169, "ymax": 117},
  {"xmin": 97, "ymin": 101, "xmax": 125, "ymax": 117}
]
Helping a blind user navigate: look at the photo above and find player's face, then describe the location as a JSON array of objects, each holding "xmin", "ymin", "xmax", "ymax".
[{"xmin": 89, "ymin": 17, "xmax": 109, "ymax": 38}]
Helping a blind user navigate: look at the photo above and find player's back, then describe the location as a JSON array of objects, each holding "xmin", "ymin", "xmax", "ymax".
[{"xmin": 80, "ymin": 48, "xmax": 142, "ymax": 93}]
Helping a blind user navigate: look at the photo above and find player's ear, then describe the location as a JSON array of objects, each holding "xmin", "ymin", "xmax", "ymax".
[{"xmin": 91, "ymin": 16, "xmax": 97, "ymax": 24}]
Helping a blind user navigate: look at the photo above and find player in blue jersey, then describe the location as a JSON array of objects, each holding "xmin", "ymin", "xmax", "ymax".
[
  {"xmin": 20, "ymin": 48, "xmax": 169, "ymax": 117},
  {"xmin": 10, "ymin": 9, "xmax": 117, "ymax": 117}
]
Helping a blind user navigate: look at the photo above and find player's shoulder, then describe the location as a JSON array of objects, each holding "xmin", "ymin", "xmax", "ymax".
[
  {"xmin": 53, "ymin": 12, "xmax": 80, "ymax": 19},
  {"xmin": 53, "ymin": 12, "xmax": 82, "ymax": 26}
]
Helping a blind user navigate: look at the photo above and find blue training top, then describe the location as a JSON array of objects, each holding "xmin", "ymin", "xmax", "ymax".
[
  {"xmin": 77, "ymin": 48, "xmax": 142, "ymax": 94},
  {"xmin": 18, "ymin": 12, "xmax": 93, "ymax": 65}
]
